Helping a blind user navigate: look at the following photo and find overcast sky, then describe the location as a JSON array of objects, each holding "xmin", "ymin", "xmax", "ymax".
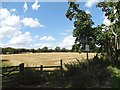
[{"xmin": 0, "ymin": 0, "xmax": 110, "ymax": 49}]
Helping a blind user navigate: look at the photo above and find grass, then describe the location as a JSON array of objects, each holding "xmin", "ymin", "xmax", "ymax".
[
  {"xmin": 63, "ymin": 58, "xmax": 111, "ymax": 88},
  {"xmin": 2, "ymin": 57, "xmax": 110, "ymax": 88},
  {"xmin": 1, "ymin": 52, "xmax": 95, "ymax": 67},
  {"xmin": 108, "ymin": 66, "xmax": 120, "ymax": 88},
  {"xmin": 2, "ymin": 53, "xmax": 120, "ymax": 88},
  {"xmin": 2, "ymin": 67, "xmax": 64, "ymax": 88}
]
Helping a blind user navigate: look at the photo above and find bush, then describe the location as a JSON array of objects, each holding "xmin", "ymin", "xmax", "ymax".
[
  {"xmin": 108, "ymin": 66, "xmax": 120, "ymax": 88},
  {"xmin": 63, "ymin": 57, "xmax": 112, "ymax": 88}
]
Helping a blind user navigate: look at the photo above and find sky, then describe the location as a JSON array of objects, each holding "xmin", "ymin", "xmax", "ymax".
[{"xmin": 0, "ymin": 0, "xmax": 111, "ymax": 50}]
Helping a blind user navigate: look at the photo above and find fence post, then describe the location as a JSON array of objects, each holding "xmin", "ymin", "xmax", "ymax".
[
  {"xmin": 19, "ymin": 63, "xmax": 24, "ymax": 76},
  {"xmin": 40, "ymin": 65, "xmax": 43, "ymax": 74},
  {"xmin": 60, "ymin": 59, "xmax": 63, "ymax": 77}
]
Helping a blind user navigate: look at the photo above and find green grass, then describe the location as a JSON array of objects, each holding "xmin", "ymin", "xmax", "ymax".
[{"xmin": 108, "ymin": 66, "xmax": 120, "ymax": 88}]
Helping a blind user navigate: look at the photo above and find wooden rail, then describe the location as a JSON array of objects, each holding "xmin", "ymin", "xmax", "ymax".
[
  {"xmin": 25, "ymin": 66, "xmax": 61, "ymax": 69},
  {"xmin": 2, "ymin": 66, "xmax": 19, "ymax": 77},
  {"xmin": 2, "ymin": 59, "xmax": 63, "ymax": 77},
  {"xmin": 2, "ymin": 66, "xmax": 19, "ymax": 69}
]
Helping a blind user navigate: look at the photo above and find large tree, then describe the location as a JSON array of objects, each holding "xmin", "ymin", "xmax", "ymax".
[
  {"xmin": 96, "ymin": 1, "xmax": 120, "ymax": 65},
  {"xmin": 66, "ymin": 2, "xmax": 95, "ymax": 52}
]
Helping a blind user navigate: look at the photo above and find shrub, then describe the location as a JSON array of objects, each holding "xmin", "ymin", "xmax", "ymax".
[{"xmin": 63, "ymin": 57, "xmax": 112, "ymax": 88}]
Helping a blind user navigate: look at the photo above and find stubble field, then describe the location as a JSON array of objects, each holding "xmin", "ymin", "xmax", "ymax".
[{"xmin": 1, "ymin": 52, "xmax": 96, "ymax": 67}]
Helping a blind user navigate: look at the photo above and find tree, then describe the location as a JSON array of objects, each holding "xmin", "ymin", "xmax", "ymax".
[
  {"xmin": 96, "ymin": 1, "xmax": 120, "ymax": 65},
  {"xmin": 5, "ymin": 47, "xmax": 14, "ymax": 54},
  {"xmin": 66, "ymin": 1, "xmax": 120, "ymax": 65},
  {"xmin": 48, "ymin": 49, "xmax": 54, "ymax": 52},
  {"xmin": 61, "ymin": 48, "xmax": 67, "ymax": 52},
  {"xmin": 37, "ymin": 48, "xmax": 41, "ymax": 53},
  {"xmin": 72, "ymin": 44, "xmax": 80, "ymax": 52},
  {"xmin": 41, "ymin": 47, "xmax": 48, "ymax": 52},
  {"xmin": 66, "ymin": 2, "xmax": 95, "ymax": 52},
  {"xmin": 55, "ymin": 46, "xmax": 61, "ymax": 52},
  {"xmin": 28, "ymin": 48, "xmax": 37, "ymax": 53},
  {"xmin": 66, "ymin": 2, "xmax": 95, "ymax": 72}
]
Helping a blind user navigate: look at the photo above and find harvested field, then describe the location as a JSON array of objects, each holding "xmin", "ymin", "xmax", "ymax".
[{"xmin": 1, "ymin": 52, "xmax": 96, "ymax": 67}]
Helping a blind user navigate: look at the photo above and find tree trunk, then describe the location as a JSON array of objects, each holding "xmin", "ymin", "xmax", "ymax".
[{"xmin": 108, "ymin": 43, "xmax": 119, "ymax": 66}]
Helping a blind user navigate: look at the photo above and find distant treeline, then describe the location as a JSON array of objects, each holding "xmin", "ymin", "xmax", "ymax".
[
  {"xmin": 0, "ymin": 46, "xmax": 73, "ymax": 54},
  {"xmin": 0, "ymin": 44, "xmax": 97, "ymax": 54}
]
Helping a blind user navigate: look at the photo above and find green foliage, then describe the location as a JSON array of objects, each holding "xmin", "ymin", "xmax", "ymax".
[
  {"xmin": 55, "ymin": 46, "xmax": 61, "ymax": 52},
  {"xmin": 60, "ymin": 48, "xmax": 68, "ymax": 52},
  {"xmin": 41, "ymin": 47, "xmax": 48, "ymax": 52},
  {"xmin": 97, "ymin": 1, "xmax": 120, "ymax": 24},
  {"xmin": 63, "ymin": 61, "xmax": 95, "ymax": 88},
  {"xmin": 62, "ymin": 56, "xmax": 113, "ymax": 88},
  {"xmin": 1, "ymin": 47, "xmax": 72, "ymax": 54},
  {"xmin": 66, "ymin": 2, "xmax": 98, "ymax": 53},
  {"xmin": 96, "ymin": 1, "xmax": 120, "ymax": 64},
  {"xmin": 108, "ymin": 66, "xmax": 120, "ymax": 88}
]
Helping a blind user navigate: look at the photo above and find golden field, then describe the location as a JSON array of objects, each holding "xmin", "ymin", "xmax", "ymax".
[{"xmin": 1, "ymin": 52, "xmax": 96, "ymax": 67}]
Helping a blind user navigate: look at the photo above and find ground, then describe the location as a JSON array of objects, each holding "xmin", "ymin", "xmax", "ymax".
[{"xmin": 1, "ymin": 52, "xmax": 95, "ymax": 67}]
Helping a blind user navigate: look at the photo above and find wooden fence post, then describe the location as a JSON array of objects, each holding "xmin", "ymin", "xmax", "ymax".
[
  {"xmin": 60, "ymin": 59, "xmax": 63, "ymax": 77},
  {"xmin": 40, "ymin": 65, "xmax": 43, "ymax": 74},
  {"xmin": 19, "ymin": 63, "xmax": 24, "ymax": 76}
]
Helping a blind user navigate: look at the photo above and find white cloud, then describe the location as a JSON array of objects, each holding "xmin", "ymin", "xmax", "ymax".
[
  {"xmin": 21, "ymin": 17, "xmax": 43, "ymax": 27},
  {"xmin": 102, "ymin": 13, "xmax": 105, "ymax": 18},
  {"xmin": 0, "ymin": 8, "xmax": 40, "ymax": 48},
  {"xmin": 0, "ymin": 27, "xmax": 21, "ymax": 39},
  {"xmin": 24, "ymin": 2, "xmax": 28, "ymax": 12},
  {"xmin": 85, "ymin": 0, "xmax": 97, "ymax": 8},
  {"xmin": 9, "ymin": 32, "xmax": 32, "ymax": 46},
  {"xmin": 103, "ymin": 16, "xmax": 111, "ymax": 26},
  {"xmin": 58, "ymin": 35, "xmax": 75, "ymax": 49},
  {"xmin": 40, "ymin": 36, "xmax": 55, "ymax": 41},
  {"xmin": 32, "ymin": 0, "xmax": 40, "ymax": 10},
  {"xmin": 10, "ymin": 9, "xmax": 16, "ymax": 12},
  {"xmin": 85, "ymin": 10, "xmax": 91, "ymax": 14},
  {"xmin": 60, "ymin": 29, "xmax": 72, "ymax": 36},
  {"xmin": 39, "ymin": 43, "xmax": 51, "ymax": 48},
  {"xmin": 1, "ymin": 15, "xmax": 21, "ymax": 27},
  {"xmin": 34, "ymin": 35, "xmax": 39, "ymax": 40},
  {"xmin": 102, "ymin": 9, "xmax": 117, "ymax": 26},
  {"xmin": 0, "ymin": 8, "xmax": 21, "ymax": 39},
  {"xmin": 0, "ymin": 43, "xmax": 5, "ymax": 48},
  {"xmin": 66, "ymin": 30, "xmax": 72, "ymax": 32},
  {"xmin": 60, "ymin": 33, "xmax": 67, "ymax": 36},
  {"xmin": 30, "ymin": 42, "xmax": 52, "ymax": 49},
  {"xmin": 0, "ymin": 8, "xmax": 10, "ymax": 19}
]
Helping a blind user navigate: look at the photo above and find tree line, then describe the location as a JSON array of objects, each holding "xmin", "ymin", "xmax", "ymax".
[
  {"xmin": 0, "ymin": 44, "xmax": 97, "ymax": 54},
  {"xmin": 0, "ymin": 46, "xmax": 74, "ymax": 54},
  {"xmin": 0, "ymin": 47, "xmax": 68, "ymax": 54}
]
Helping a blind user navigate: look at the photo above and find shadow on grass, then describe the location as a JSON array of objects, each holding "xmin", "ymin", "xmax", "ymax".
[
  {"xmin": 1, "ymin": 59, "xmax": 9, "ymax": 62},
  {"xmin": 63, "ymin": 56, "xmax": 112, "ymax": 88},
  {"xmin": 2, "ymin": 68, "xmax": 64, "ymax": 88},
  {"xmin": 2, "ymin": 55, "xmax": 120, "ymax": 88}
]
